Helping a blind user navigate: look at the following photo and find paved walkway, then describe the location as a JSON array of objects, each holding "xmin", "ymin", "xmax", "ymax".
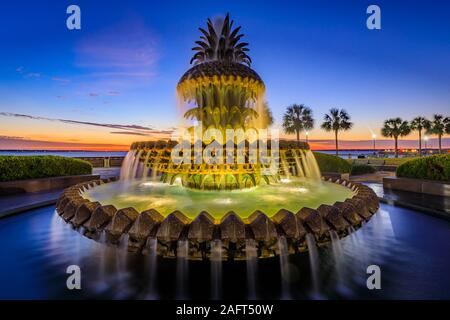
[
  {"xmin": 93, "ymin": 167, "xmax": 121, "ymax": 179},
  {"xmin": 366, "ymin": 182, "xmax": 450, "ymax": 220},
  {"xmin": 0, "ymin": 189, "xmax": 62, "ymax": 218},
  {"xmin": 0, "ymin": 168, "xmax": 121, "ymax": 219},
  {"xmin": 350, "ymin": 171, "xmax": 395, "ymax": 183}
]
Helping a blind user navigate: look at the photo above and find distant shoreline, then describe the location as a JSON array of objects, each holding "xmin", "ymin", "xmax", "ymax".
[{"xmin": 0, "ymin": 149, "xmax": 447, "ymax": 152}]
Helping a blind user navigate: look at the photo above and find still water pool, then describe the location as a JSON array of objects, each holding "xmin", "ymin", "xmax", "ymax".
[
  {"xmin": 0, "ymin": 203, "xmax": 449, "ymax": 299},
  {"xmin": 83, "ymin": 178, "xmax": 354, "ymax": 219}
]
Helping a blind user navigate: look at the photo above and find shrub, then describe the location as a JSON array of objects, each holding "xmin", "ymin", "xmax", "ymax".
[
  {"xmin": 396, "ymin": 154, "xmax": 450, "ymax": 181},
  {"xmin": 313, "ymin": 152, "xmax": 352, "ymax": 174},
  {"xmin": 350, "ymin": 164, "xmax": 376, "ymax": 175},
  {"xmin": 0, "ymin": 156, "xmax": 92, "ymax": 182}
]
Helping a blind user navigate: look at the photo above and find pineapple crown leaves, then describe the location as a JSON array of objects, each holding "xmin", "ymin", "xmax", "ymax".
[{"xmin": 190, "ymin": 13, "xmax": 252, "ymax": 66}]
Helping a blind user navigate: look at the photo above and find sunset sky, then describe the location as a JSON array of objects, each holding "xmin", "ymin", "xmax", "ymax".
[{"xmin": 0, "ymin": 0, "xmax": 449, "ymax": 151}]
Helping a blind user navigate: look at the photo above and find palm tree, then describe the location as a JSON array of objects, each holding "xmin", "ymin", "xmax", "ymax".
[
  {"xmin": 321, "ymin": 108, "xmax": 353, "ymax": 156},
  {"xmin": 282, "ymin": 104, "xmax": 314, "ymax": 142},
  {"xmin": 410, "ymin": 117, "xmax": 430, "ymax": 156},
  {"xmin": 426, "ymin": 114, "xmax": 450, "ymax": 154},
  {"xmin": 381, "ymin": 118, "xmax": 410, "ymax": 158}
]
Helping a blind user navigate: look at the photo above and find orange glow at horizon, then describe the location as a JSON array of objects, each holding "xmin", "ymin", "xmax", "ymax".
[{"xmin": 1, "ymin": 117, "xmax": 449, "ymax": 151}]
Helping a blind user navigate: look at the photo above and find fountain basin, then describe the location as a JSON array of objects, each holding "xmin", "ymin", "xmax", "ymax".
[{"xmin": 55, "ymin": 177, "xmax": 379, "ymax": 260}]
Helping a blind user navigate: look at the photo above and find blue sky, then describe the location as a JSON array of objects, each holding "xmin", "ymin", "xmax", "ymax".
[{"xmin": 0, "ymin": 0, "xmax": 449, "ymax": 149}]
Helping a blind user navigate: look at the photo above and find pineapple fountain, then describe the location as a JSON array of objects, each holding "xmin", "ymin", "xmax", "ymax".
[{"xmin": 55, "ymin": 14, "xmax": 379, "ymax": 261}]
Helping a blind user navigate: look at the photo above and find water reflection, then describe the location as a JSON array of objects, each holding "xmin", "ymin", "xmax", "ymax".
[{"xmin": 0, "ymin": 203, "xmax": 450, "ymax": 299}]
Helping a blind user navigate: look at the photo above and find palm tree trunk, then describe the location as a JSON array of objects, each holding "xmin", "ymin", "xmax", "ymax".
[
  {"xmin": 439, "ymin": 134, "xmax": 442, "ymax": 154},
  {"xmin": 418, "ymin": 130, "xmax": 422, "ymax": 157},
  {"xmin": 296, "ymin": 130, "xmax": 299, "ymax": 142},
  {"xmin": 394, "ymin": 137, "xmax": 398, "ymax": 158},
  {"xmin": 335, "ymin": 130, "xmax": 339, "ymax": 156}
]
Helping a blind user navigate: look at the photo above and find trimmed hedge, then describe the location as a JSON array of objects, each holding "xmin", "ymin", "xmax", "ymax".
[
  {"xmin": 313, "ymin": 152, "xmax": 352, "ymax": 174},
  {"xmin": 0, "ymin": 156, "xmax": 92, "ymax": 182},
  {"xmin": 396, "ymin": 154, "xmax": 450, "ymax": 181},
  {"xmin": 351, "ymin": 164, "xmax": 376, "ymax": 175}
]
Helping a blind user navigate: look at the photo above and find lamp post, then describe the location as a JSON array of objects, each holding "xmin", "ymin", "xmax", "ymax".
[
  {"xmin": 372, "ymin": 134, "xmax": 377, "ymax": 156},
  {"xmin": 305, "ymin": 131, "xmax": 309, "ymax": 144},
  {"xmin": 424, "ymin": 136, "xmax": 428, "ymax": 154}
]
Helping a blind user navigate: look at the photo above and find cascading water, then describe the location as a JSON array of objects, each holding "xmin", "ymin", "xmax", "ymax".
[
  {"xmin": 278, "ymin": 236, "xmax": 291, "ymax": 299},
  {"xmin": 210, "ymin": 239, "xmax": 223, "ymax": 299},
  {"xmin": 305, "ymin": 234, "xmax": 320, "ymax": 299},
  {"xmin": 98, "ymin": 230, "xmax": 107, "ymax": 284},
  {"xmin": 142, "ymin": 152, "xmax": 151, "ymax": 180},
  {"xmin": 120, "ymin": 150, "xmax": 136, "ymax": 180},
  {"xmin": 302, "ymin": 150, "xmax": 321, "ymax": 180},
  {"xmin": 144, "ymin": 238, "xmax": 158, "ymax": 299},
  {"xmin": 292, "ymin": 149, "xmax": 305, "ymax": 177},
  {"xmin": 280, "ymin": 151, "xmax": 291, "ymax": 178},
  {"xmin": 130, "ymin": 150, "xmax": 143, "ymax": 179},
  {"xmin": 95, "ymin": 231, "xmax": 110, "ymax": 292},
  {"xmin": 176, "ymin": 240, "xmax": 189, "ymax": 299},
  {"xmin": 330, "ymin": 230, "xmax": 347, "ymax": 294},
  {"xmin": 114, "ymin": 234, "xmax": 131, "ymax": 298},
  {"xmin": 245, "ymin": 239, "xmax": 258, "ymax": 299},
  {"xmin": 120, "ymin": 150, "xmax": 145, "ymax": 180}
]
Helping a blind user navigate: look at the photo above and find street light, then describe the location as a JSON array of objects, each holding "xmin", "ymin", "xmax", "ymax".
[
  {"xmin": 424, "ymin": 136, "xmax": 429, "ymax": 154},
  {"xmin": 372, "ymin": 134, "xmax": 377, "ymax": 156},
  {"xmin": 305, "ymin": 131, "xmax": 309, "ymax": 143}
]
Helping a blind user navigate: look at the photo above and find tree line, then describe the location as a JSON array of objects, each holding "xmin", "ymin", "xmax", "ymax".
[{"xmin": 280, "ymin": 103, "xmax": 450, "ymax": 158}]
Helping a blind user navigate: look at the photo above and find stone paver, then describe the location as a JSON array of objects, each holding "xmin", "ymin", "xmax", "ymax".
[
  {"xmin": 350, "ymin": 171, "xmax": 395, "ymax": 183},
  {"xmin": 0, "ymin": 189, "xmax": 62, "ymax": 218}
]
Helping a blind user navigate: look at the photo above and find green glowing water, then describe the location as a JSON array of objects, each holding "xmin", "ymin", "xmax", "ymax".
[{"xmin": 84, "ymin": 178, "xmax": 354, "ymax": 220}]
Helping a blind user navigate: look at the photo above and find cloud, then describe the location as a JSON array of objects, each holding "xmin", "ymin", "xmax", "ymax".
[
  {"xmin": 25, "ymin": 72, "xmax": 41, "ymax": 78},
  {"xmin": 52, "ymin": 77, "xmax": 71, "ymax": 83},
  {"xmin": 74, "ymin": 18, "xmax": 159, "ymax": 85},
  {"xmin": 0, "ymin": 135, "xmax": 129, "ymax": 151},
  {"xmin": 15, "ymin": 66, "xmax": 41, "ymax": 79},
  {"xmin": 0, "ymin": 112, "xmax": 174, "ymax": 138},
  {"xmin": 110, "ymin": 131, "xmax": 149, "ymax": 136},
  {"xmin": 89, "ymin": 92, "xmax": 99, "ymax": 97},
  {"xmin": 0, "ymin": 135, "xmax": 24, "ymax": 140},
  {"xmin": 108, "ymin": 91, "xmax": 120, "ymax": 96}
]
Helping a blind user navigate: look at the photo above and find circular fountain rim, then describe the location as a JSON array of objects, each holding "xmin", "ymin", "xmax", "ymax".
[{"xmin": 55, "ymin": 177, "xmax": 379, "ymax": 260}]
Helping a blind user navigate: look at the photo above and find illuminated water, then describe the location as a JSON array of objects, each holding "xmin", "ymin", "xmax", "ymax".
[
  {"xmin": 1, "ymin": 203, "xmax": 450, "ymax": 299},
  {"xmin": 83, "ymin": 178, "xmax": 354, "ymax": 219}
]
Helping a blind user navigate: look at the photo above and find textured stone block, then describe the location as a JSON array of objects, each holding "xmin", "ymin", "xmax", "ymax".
[
  {"xmin": 317, "ymin": 204, "xmax": 349, "ymax": 232},
  {"xmin": 84, "ymin": 205, "xmax": 117, "ymax": 232},
  {"xmin": 272, "ymin": 209, "xmax": 306, "ymax": 240},
  {"xmin": 188, "ymin": 211, "xmax": 215, "ymax": 241},
  {"xmin": 156, "ymin": 210, "xmax": 190, "ymax": 241},
  {"xmin": 72, "ymin": 201, "xmax": 101, "ymax": 227},
  {"xmin": 219, "ymin": 211, "xmax": 245, "ymax": 242},
  {"xmin": 297, "ymin": 207, "xmax": 330, "ymax": 237},
  {"xmin": 247, "ymin": 210, "xmax": 277, "ymax": 241}
]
